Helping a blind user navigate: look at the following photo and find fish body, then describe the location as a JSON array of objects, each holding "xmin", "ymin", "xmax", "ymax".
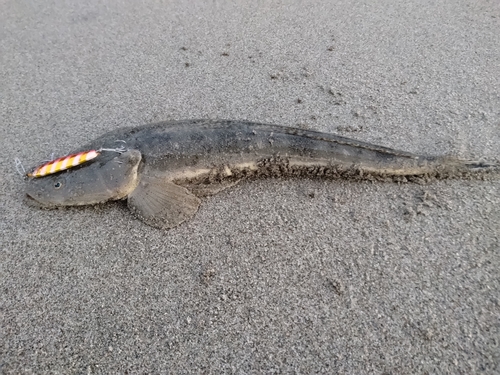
[{"xmin": 25, "ymin": 120, "xmax": 498, "ymax": 229}]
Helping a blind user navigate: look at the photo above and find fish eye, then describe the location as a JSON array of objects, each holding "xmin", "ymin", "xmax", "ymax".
[{"xmin": 54, "ymin": 181, "xmax": 63, "ymax": 189}]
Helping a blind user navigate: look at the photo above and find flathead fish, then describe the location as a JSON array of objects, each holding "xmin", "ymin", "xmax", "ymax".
[{"xmin": 25, "ymin": 120, "xmax": 498, "ymax": 229}]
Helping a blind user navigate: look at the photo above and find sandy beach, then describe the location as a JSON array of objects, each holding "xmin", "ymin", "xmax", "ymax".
[{"xmin": 1, "ymin": 0, "xmax": 499, "ymax": 373}]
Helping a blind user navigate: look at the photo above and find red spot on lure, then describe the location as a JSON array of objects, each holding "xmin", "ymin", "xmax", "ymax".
[{"xmin": 27, "ymin": 150, "xmax": 100, "ymax": 178}]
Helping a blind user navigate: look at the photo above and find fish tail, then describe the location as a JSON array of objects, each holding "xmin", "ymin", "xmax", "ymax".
[{"xmin": 431, "ymin": 156, "xmax": 500, "ymax": 178}]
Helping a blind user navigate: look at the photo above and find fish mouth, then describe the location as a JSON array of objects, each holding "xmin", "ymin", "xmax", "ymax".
[{"xmin": 24, "ymin": 193, "xmax": 53, "ymax": 208}]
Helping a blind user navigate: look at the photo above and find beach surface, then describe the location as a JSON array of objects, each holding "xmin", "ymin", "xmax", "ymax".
[{"xmin": 1, "ymin": 0, "xmax": 499, "ymax": 373}]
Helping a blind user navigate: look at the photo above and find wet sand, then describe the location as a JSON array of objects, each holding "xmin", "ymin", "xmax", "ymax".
[{"xmin": 1, "ymin": 1, "xmax": 499, "ymax": 373}]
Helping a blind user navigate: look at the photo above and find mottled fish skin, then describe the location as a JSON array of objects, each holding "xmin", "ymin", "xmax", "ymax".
[
  {"xmin": 80, "ymin": 120, "xmax": 465, "ymax": 180},
  {"xmin": 26, "ymin": 120, "xmax": 498, "ymax": 229}
]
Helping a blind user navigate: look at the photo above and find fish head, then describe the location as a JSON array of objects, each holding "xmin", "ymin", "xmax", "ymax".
[{"xmin": 25, "ymin": 149, "xmax": 142, "ymax": 207}]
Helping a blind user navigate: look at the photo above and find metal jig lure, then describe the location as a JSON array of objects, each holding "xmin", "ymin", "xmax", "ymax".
[{"xmin": 27, "ymin": 150, "xmax": 101, "ymax": 178}]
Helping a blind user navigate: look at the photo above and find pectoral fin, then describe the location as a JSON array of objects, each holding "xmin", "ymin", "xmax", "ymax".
[{"xmin": 127, "ymin": 176, "xmax": 201, "ymax": 229}]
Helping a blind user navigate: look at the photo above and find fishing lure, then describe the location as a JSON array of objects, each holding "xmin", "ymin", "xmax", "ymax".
[{"xmin": 27, "ymin": 150, "xmax": 100, "ymax": 178}]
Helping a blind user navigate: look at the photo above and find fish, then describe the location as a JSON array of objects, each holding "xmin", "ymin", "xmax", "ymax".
[{"xmin": 25, "ymin": 119, "xmax": 498, "ymax": 229}]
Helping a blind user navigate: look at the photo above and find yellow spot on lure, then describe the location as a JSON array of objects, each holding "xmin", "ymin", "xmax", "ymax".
[{"xmin": 27, "ymin": 150, "xmax": 100, "ymax": 178}]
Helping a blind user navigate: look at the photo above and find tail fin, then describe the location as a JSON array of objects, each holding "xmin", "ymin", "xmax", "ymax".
[
  {"xmin": 462, "ymin": 160, "xmax": 500, "ymax": 171},
  {"xmin": 434, "ymin": 157, "xmax": 500, "ymax": 179}
]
